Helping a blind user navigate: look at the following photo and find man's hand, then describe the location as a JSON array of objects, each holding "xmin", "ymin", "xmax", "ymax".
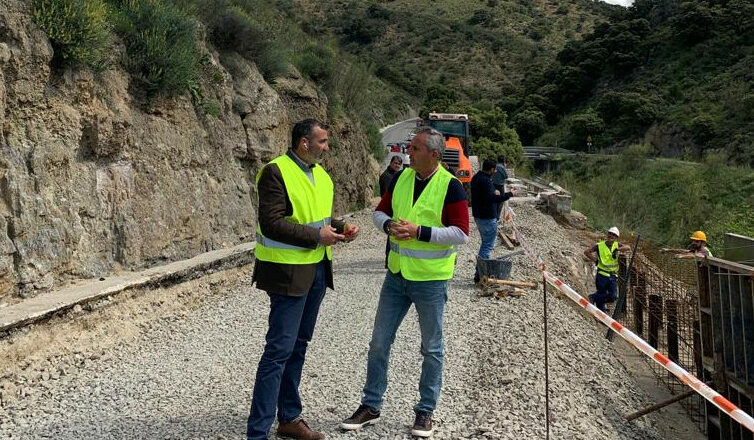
[
  {"xmin": 494, "ymin": 189, "xmax": 501, "ymax": 196},
  {"xmin": 341, "ymin": 223, "xmax": 360, "ymax": 242},
  {"xmin": 390, "ymin": 220, "xmax": 419, "ymax": 240},
  {"xmin": 319, "ymin": 226, "xmax": 345, "ymax": 246}
]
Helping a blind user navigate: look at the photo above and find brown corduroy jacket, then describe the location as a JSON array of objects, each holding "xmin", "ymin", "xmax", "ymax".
[{"xmin": 252, "ymin": 151, "xmax": 345, "ymax": 296}]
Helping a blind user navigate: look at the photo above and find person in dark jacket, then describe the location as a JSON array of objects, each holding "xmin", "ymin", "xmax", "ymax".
[
  {"xmin": 492, "ymin": 156, "xmax": 508, "ymax": 220},
  {"xmin": 471, "ymin": 159, "xmax": 514, "ymax": 283},
  {"xmin": 379, "ymin": 155, "xmax": 403, "ymax": 196},
  {"xmin": 247, "ymin": 119, "xmax": 360, "ymax": 440},
  {"xmin": 380, "ymin": 155, "xmax": 404, "ymax": 268}
]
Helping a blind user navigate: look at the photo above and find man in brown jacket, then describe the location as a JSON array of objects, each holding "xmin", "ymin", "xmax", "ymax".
[{"xmin": 247, "ymin": 119, "xmax": 359, "ymax": 440}]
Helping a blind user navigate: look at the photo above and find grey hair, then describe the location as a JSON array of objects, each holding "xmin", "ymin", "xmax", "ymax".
[{"xmin": 415, "ymin": 127, "xmax": 445, "ymax": 155}]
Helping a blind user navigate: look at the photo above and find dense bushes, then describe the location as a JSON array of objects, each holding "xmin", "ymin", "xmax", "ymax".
[
  {"xmin": 527, "ymin": 0, "xmax": 754, "ymax": 165},
  {"xmin": 295, "ymin": 43, "xmax": 336, "ymax": 86},
  {"xmin": 33, "ymin": 0, "xmax": 111, "ymax": 69},
  {"xmin": 32, "ymin": 0, "xmax": 293, "ymax": 98},
  {"xmin": 110, "ymin": 0, "xmax": 199, "ymax": 99},
  {"xmin": 197, "ymin": 0, "xmax": 289, "ymax": 81},
  {"xmin": 553, "ymin": 148, "xmax": 754, "ymax": 252}
]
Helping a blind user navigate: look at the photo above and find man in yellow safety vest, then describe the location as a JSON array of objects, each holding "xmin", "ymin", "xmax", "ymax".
[
  {"xmin": 340, "ymin": 127, "xmax": 470, "ymax": 438},
  {"xmin": 247, "ymin": 119, "xmax": 360, "ymax": 440},
  {"xmin": 583, "ymin": 226, "xmax": 630, "ymax": 313}
]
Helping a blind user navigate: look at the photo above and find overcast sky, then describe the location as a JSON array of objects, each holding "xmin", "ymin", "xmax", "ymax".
[{"xmin": 602, "ymin": 0, "xmax": 634, "ymax": 5}]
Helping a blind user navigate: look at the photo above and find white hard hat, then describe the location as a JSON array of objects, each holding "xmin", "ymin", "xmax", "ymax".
[{"xmin": 608, "ymin": 226, "xmax": 620, "ymax": 237}]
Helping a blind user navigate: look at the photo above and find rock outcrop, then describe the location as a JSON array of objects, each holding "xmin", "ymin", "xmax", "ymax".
[{"xmin": 0, "ymin": 0, "xmax": 378, "ymax": 301}]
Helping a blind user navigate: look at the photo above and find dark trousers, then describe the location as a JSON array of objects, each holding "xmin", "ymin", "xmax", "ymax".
[
  {"xmin": 494, "ymin": 184, "xmax": 505, "ymax": 220},
  {"xmin": 590, "ymin": 273, "xmax": 617, "ymax": 313},
  {"xmin": 246, "ymin": 262, "xmax": 327, "ymax": 440}
]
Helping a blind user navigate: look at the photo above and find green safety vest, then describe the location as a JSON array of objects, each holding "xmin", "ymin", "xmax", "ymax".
[
  {"xmin": 597, "ymin": 240, "xmax": 619, "ymax": 277},
  {"xmin": 387, "ymin": 167, "xmax": 457, "ymax": 281},
  {"xmin": 255, "ymin": 154, "xmax": 333, "ymax": 264}
]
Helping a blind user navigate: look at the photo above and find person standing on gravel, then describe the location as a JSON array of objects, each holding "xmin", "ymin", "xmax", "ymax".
[
  {"xmin": 340, "ymin": 127, "xmax": 469, "ymax": 438},
  {"xmin": 247, "ymin": 118, "xmax": 360, "ymax": 440},
  {"xmin": 492, "ymin": 156, "xmax": 508, "ymax": 220},
  {"xmin": 380, "ymin": 154, "xmax": 403, "ymax": 196},
  {"xmin": 470, "ymin": 159, "xmax": 514, "ymax": 283},
  {"xmin": 380, "ymin": 154, "xmax": 404, "ymax": 268},
  {"xmin": 583, "ymin": 227, "xmax": 630, "ymax": 314}
]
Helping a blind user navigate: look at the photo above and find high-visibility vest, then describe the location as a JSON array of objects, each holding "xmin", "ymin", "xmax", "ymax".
[
  {"xmin": 255, "ymin": 154, "xmax": 333, "ymax": 264},
  {"xmin": 387, "ymin": 167, "xmax": 457, "ymax": 281},
  {"xmin": 597, "ymin": 240, "xmax": 619, "ymax": 277}
]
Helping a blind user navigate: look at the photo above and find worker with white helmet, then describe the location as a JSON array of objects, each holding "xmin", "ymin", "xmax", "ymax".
[{"xmin": 583, "ymin": 226, "xmax": 631, "ymax": 313}]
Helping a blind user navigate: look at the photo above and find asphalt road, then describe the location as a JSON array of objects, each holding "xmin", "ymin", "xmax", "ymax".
[{"xmin": 379, "ymin": 118, "xmax": 418, "ymax": 170}]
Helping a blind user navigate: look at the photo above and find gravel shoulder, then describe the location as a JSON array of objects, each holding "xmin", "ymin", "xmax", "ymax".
[{"xmin": 0, "ymin": 204, "xmax": 697, "ymax": 439}]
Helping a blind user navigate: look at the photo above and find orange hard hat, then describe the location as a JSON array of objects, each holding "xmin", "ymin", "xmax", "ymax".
[{"xmin": 690, "ymin": 231, "xmax": 707, "ymax": 242}]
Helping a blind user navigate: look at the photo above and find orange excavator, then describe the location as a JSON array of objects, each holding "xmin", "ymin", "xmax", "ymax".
[{"xmin": 426, "ymin": 112, "xmax": 474, "ymax": 187}]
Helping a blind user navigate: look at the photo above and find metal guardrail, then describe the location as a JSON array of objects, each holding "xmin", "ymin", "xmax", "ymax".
[
  {"xmin": 698, "ymin": 257, "xmax": 754, "ymax": 439},
  {"xmin": 522, "ymin": 146, "xmax": 575, "ymax": 159}
]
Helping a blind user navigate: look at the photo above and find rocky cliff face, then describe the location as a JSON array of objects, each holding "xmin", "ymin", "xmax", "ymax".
[{"xmin": 0, "ymin": 0, "xmax": 378, "ymax": 301}]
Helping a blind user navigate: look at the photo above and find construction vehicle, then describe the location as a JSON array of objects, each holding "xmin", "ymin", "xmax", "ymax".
[{"xmin": 426, "ymin": 112, "xmax": 474, "ymax": 185}]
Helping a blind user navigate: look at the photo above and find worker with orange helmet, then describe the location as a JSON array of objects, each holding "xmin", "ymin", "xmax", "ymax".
[{"xmin": 661, "ymin": 230, "xmax": 712, "ymax": 259}]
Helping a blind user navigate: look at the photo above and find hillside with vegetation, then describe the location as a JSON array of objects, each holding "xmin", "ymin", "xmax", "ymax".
[
  {"xmin": 281, "ymin": 0, "xmax": 617, "ymax": 103},
  {"xmin": 550, "ymin": 149, "xmax": 754, "ymax": 253},
  {"xmin": 14, "ymin": 0, "xmax": 754, "ymax": 262},
  {"xmin": 527, "ymin": 0, "xmax": 754, "ymax": 166}
]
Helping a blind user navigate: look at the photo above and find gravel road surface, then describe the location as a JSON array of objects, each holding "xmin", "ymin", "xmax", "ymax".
[{"xmin": 0, "ymin": 204, "xmax": 671, "ymax": 439}]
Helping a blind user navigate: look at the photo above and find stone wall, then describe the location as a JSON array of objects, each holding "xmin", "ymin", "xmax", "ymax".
[{"xmin": 0, "ymin": 0, "xmax": 378, "ymax": 301}]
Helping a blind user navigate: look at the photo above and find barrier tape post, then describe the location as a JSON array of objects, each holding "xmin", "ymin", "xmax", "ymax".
[
  {"xmin": 503, "ymin": 203, "xmax": 754, "ymax": 434},
  {"xmin": 543, "ymin": 273, "xmax": 550, "ymax": 440}
]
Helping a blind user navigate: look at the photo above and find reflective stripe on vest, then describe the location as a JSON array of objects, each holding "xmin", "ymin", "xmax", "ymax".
[
  {"xmin": 389, "ymin": 242, "xmax": 454, "ymax": 259},
  {"xmin": 387, "ymin": 167, "xmax": 457, "ymax": 281},
  {"xmin": 255, "ymin": 154, "xmax": 334, "ymax": 264},
  {"xmin": 256, "ymin": 218, "xmax": 331, "ymax": 250},
  {"xmin": 597, "ymin": 240, "xmax": 619, "ymax": 277}
]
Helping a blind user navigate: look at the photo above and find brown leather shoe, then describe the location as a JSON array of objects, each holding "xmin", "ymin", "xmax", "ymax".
[{"xmin": 276, "ymin": 418, "xmax": 325, "ymax": 440}]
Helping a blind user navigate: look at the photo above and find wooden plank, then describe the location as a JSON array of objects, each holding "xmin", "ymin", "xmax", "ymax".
[
  {"xmin": 504, "ymin": 231, "xmax": 520, "ymax": 246},
  {"xmin": 707, "ymin": 256, "xmax": 754, "ymax": 275},
  {"xmin": 497, "ymin": 229, "xmax": 515, "ymax": 250},
  {"xmin": 483, "ymin": 278, "xmax": 537, "ymax": 289}
]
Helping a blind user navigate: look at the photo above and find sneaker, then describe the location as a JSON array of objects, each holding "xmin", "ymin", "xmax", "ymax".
[
  {"xmin": 411, "ymin": 411, "xmax": 433, "ymax": 437},
  {"xmin": 340, "ymin": 404, "xmax": 380, "ymax": 431}
]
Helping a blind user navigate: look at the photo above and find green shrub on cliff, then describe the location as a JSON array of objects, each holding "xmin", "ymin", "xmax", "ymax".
[
  {"xmin": 32, "ymin": 0, "xmax": 111, "ymax": 69},
  {"xmin": 109, "ymin": 0, "xmax": 200, "ymax": 99},
  {"xmin": 197, "ymin": 0, "xmax": 289, "ymax": 81}
]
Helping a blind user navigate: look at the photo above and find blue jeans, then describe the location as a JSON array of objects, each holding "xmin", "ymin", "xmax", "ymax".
[
  {"xmin": 474, "ymin": 217, "xmax": 498, "ymax": 280},
  {"xmin": 362, "ymin": 271, "xmax": 448, "ymax": 414},
  {"xmin": 246, "ymin": 262, "xmax": 327, "ymax": 440},
  {"xmin": 590, "ymin": 273, "xmax": 617, "ymax": 313}
]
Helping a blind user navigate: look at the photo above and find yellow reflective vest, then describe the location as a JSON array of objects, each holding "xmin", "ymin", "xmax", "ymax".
[
  {"xmin": 388, "ymin": 167, "xmax": 457, "ymax": 281},
  {"xmin": 597, "ymin": 240, "xmax": 619, "ymax": 277},
  {"xmin": 255, "ymin": 154, "xmax": 333, "ymax": 264}
]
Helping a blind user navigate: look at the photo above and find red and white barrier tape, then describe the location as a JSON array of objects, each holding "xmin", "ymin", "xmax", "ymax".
[{"xmin": 503, "ymin": 204, "xmax": 754, "ymax": 433}]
